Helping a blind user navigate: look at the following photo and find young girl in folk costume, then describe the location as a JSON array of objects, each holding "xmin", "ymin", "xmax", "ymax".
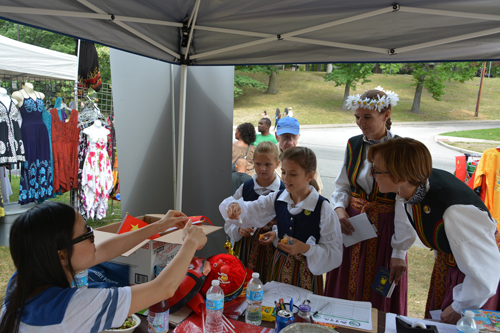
[
  {"xmin": 220, "ymin": 147, "xmax": 342, "ymax": 294},
  {"xmin": 324, "ymin": 88, "xmax": 416, "ymax": 315},
  {"xmin": 224, "ymin": 141, "xmax": 285, "ymax": 282}
]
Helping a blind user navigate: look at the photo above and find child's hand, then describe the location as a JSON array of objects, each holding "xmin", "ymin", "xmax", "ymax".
[
  {"xmin": 227, "ymin": 203, "xmax": 241, "ymax": 220},
  {"xmin": 259, "ymin": 231, "xmax": 276, "ymax": 245},
  {"xmin": 238, "ymin": 227, "xmax": 254, "ymax": 237},
  {"xmin": 278, "ymin": 237, "xmax": 310, "ymax": 255}
]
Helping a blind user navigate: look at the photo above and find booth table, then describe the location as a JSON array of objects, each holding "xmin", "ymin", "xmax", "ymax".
[{"xmin": 134, "ymin": 310, "xmax": 387, "ymax": 333}]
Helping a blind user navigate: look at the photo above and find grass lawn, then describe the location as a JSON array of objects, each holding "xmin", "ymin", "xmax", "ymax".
[
  {"xmin": 234, "ymin": 72, "xmax": 500, "ymax": 126},
  {"xmin": 448, "ymin": 142, "xmax": 500, "ymax": 153},
  {"xmin": 441, "ymin": 128, "xmax": 500, "ymax": 141}
]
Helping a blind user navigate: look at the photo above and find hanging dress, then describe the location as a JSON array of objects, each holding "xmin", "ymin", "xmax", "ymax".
[
  {"xmin": 18, "ymin": 90, "xmax": 53, "ymax": 204},
  {"xmin": 81, "ymin": 133, "xmax": 113, "ymax": 220},
  {"xmin": 8, "ymin": 100, "xmax": 25, "ymax": 163},
  {"xmin": 0, "ymin": 99, "xmax": 15, "ymax": 166},
  {"xmin": 50, "ymin": 108, "xmax": 80, "ymax": 194}
]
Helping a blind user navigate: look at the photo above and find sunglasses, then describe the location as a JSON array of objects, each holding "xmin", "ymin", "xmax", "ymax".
[
  {"xmin": 59, "ymin": 226, "xmax": 94, "ymax": 250},
  {"xmin": 371, "ymin": 166, "xmax": 390, "ymax": 176}
]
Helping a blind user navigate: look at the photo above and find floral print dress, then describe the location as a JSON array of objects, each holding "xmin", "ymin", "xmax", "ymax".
[{"xmin": 81, "ymin": 134, "xmax": 113, "ymax": 220}]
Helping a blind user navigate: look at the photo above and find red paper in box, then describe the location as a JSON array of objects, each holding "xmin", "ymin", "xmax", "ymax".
[{"xmin": 117, "ymin": 215, "xmax": 160, "ymax": 240}]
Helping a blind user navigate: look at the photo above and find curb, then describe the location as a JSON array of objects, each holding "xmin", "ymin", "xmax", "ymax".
[{"xmin": 433, "ymin": 136, "xmax": 483, "ymax": 155}]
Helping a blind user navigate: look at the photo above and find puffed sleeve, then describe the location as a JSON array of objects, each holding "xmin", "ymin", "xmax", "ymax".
[
  {"xmin": 391, "ymin": 200, "xmax": 417, "ymax": 259},
  {"xmin": 331, "ymin": 150, "xmax": 351, "ymax": 209},
  {"xmin": 219, "ymin": 191, "xmax": 278, "ymax": 229},
  {"xmin": 223, "ymin": 185, "xmax": 244, "ymax": 241},
  {"xmin": 302, "ymin": 201, "xmax": 343, "ymax": 275},
  {"xmin": 444, "ymin": 205, "xmax": 500, "ymax": 313}
]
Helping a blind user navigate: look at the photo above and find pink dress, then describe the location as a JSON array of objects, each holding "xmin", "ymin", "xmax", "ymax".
[{"xmin": 81, "ymin": 135, "xmax": 113, "ymax": 220}]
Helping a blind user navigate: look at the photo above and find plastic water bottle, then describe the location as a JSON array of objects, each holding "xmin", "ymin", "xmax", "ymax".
[
  {"xmin": 245, "ymin": 272, "xmax": 264, "ymax": 326},
  {"xmin": 148, "ymin": 299, "xmax": 170, "ymax": 333},
  {"xmin": 456, "ymin": 310, "xmax": 478, "ymax": 333},
  {"xmin": 205, "ymin": 280, "xmax": 224, "ymax": 333},
  {"xmin": 71, "ymin": 269, "xmax": 88, "ymax": 288}
]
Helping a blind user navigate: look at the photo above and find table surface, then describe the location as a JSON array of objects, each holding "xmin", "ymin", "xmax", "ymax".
[{"xmin": 135, "ymin": 309, "xmax": 386, "ymax": 333}]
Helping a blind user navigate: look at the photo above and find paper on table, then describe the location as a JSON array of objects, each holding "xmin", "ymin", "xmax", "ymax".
[
  {"xmin": 343, "ymin": 213, "xmax": 378, "ymax": 247},
  {"xmin": 384, "ymin": 313, "xmax": 455, "ymax": 333},
  {"xmin": 429, "ymin": 310, "xmax": 442, "ymax": 320},
  {"xmin": 262, "ymin": 281, "xmax": 312, "ymax": 308},
  {"xmin": 308, "ymin": 294, "xmax": 373, "ymax": 331}
]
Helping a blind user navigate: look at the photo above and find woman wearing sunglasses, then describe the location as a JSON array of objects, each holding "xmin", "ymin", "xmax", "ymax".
[
  {"xmin": 368, "ymin": 137, "xmax": 500, "ymax": 324},
  {"xmin": 324, "ymin": 88, "xmax": 416, "ymax": 315},
  {"xmin": 0, "ymin": 201, "xmax": 207, "ymax": 333}
]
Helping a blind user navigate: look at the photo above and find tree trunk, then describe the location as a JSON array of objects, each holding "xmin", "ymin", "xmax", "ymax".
[
  {"xmin": 316, "ymin": 64, "xmax": 323, "ymax": 71},
  {"xmin": 341, "ymin": 84, "xmax": 351, "ymax": 110},
  {"xmin": 305, "ymin": 64, "xmax": 310, "ymax": 71},
  {"xmin": 410, "ymin": 75, "xmax": 426, "ymax": 114},
  {"xmin": 266, "ymin": 71, "xmax": 278, "ymax": 95},
  {"xmin": 326, "ymin": 63, "xmax": 333, "ymax": 73}
]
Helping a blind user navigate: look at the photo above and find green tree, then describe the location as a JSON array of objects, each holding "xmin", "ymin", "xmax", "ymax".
[
  {"xmin": 408, "ymin": 62, "xmax": 478, "ymax": 114},
  {"xmin": 234, "ymin": 65, "xmax": 280, "ymax": 97},
  {"xmin": 324, "ymin": 63, "xmax": 375, "ymax": 110}
]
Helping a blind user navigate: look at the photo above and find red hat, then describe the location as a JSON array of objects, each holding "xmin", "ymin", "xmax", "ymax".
[{"xmin": 200, "ymin": 254, "xmax": 246, "ymax": 302}]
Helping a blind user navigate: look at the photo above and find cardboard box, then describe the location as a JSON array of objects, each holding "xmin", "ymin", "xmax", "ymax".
[{"xmin": 94, "ymin": 214, "xmax": 222, "ymax": 285}]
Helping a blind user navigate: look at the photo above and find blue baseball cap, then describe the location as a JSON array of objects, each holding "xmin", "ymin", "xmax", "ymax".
[{"xmin": 277, "ymin": 117, "xmax": 300, "ymax": 136}]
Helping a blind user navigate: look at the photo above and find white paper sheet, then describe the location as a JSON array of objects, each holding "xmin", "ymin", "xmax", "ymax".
[
  {"xmin": 262, "ymin": 281, "xmax": 312, "ymax": 308},
  {"xmin": 429, "ymin": 310, "xmax": 443, "ymax": 320},
  {"xmin": 343, "ymin": 213, "xmax": 378, "ymax": 247},
  {"xmin": 307, "ymin": 294, "xmax": 373, "ymax": 331},
  {"xmin": 384, "ymin": 313, "xmax": 456, "ymax": 333}
]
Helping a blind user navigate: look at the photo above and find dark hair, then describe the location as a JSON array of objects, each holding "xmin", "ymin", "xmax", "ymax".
[
  {"xmin": 0, "ymin": 201, "xmax": 76, "ymax": 333},
  {"xmin": 263, "ymin": 110, "xmax": 267, "ymax": 115},
  {"xmin": 275, "ymin": 108, "xmax": 280, "ymax": 116},
  {"xmin": 284, "ymin": 107, "xmax": 288, "ymax": 115},
  {"xmin": 260, "ymin": 118, "xmax": 272, "ymax": 128},
  {"xmin": 360, "ymin": 89, "xmax": 392, "ymax": 130},
  {"xmin": 280, "ymin": 146, "xmax": 320, "ymax": 191},
  {"xmin": 236, "ymin": 122, "xmax": 256, "ymax": 145}
]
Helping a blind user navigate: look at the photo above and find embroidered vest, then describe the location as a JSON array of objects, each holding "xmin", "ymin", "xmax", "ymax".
[
  {"xmin": 242, "ymin": 178, "xmax": 285, "ymax": 202},
  {"xmin": 346, "ymin": 134, "xmax": 397, "ymax": 204},
  {"xmin": 274, "ymin": 189, "xmax": 327, "ymax": 244},
  {"xmin": 405, "ymin": 169, "xmax": 492, "ymax": 267}
]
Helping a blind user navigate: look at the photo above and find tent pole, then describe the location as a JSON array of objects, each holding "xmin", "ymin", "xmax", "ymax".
[
  {"xmin": 171, "ymin": 64, "xmax": 177, "ymax": 208},
  {"xmin": 74, "ymin": 39, "xmax": 80, "ymax": 111},
  {"xmin": 175, "ymin": 64, "xmax": 187, "ymax": 211}
]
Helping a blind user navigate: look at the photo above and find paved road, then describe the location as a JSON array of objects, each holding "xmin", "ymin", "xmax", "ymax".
[{"xmin": 298, "ymin": 120, "xmax": 500, "ymax": 199}]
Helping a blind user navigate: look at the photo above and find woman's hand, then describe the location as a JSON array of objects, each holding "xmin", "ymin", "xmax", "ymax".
[
  {"xmin": 259, "ymin": 231, "xmax": 276, "ymax": 245},
  {"xmin": 389, "ymin": 258, "xmax": 407, "ymax": 285},
  {"xmin": 227, "ymin": 203, "xmax": 241, "ymax": 220},
  {"xmin": 335, "ymin": 207, "xmax": 355, "ymax": 235},
  {"xmin": 239, "ymin": 228, "xmax": 254, "ymax": 237},
  {"xmin": 155, "ymin": 210, "xmax": 188, "ymax": 232},
  {"xmin": 182, "ymin": 220, "xmax": 207, "ymax": 250},
  {"xmin": 278, "ymin": 237, "xmax": 310, "ymax": 255},
  {"xmin": 441, "ymin": 305, "xmax": 461, "ymax": 324}
]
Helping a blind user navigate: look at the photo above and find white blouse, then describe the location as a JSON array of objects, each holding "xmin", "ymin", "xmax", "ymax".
[
  {"xmin": 399, "ymin": 180, "xmax": 500, "ymax": 313},
  {"xmin": 331, "ymin": 133, "xmax": 416, "ymax": 259},
  {"xmin": 224, "ymin": 174, "xmax": 282, "ymax": 242},
  {"xmin": 219, "ymin": 185, "xmax": 343, "ymax": 275}
]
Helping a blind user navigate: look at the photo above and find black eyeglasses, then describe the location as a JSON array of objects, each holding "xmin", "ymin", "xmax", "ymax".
[
  {"xmin": 371, "ymin": 166, "xmax": 390, "ymax": 176},
  {"xmin": 59, "ymin": 226, "xmax": 94, "ymax": 250}
]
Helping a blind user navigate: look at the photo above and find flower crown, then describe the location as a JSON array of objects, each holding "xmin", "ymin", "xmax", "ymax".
[{"xmin": 346, "ymin": 86, "xmax": 399, "ymax": 112}]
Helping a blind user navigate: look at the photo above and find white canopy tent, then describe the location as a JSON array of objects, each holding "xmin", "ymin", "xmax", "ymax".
[
  {"xmin": 2, "ymin": 0, "xmax": 499, "ymax": 212},
  {"xmin": 0, "ymin": 34, "xmax": 77, "ymax": 81}
]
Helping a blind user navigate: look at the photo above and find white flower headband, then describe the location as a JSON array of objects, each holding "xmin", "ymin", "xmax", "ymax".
[{"xmin": 346, "ymin": 86, "xmax": 399, "ymax": 112}]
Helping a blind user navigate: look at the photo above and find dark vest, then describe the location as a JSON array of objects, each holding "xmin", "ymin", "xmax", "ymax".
[
  {"xmin": 242, "ymin": 178, "xmax": 285, "ymax": 202},
  {"xmin": 274, "ymin": 189, "xmax": 327, "ymax": 244},
  {"xmin": 405, "ymin": 168, "xmax": 492, "ymax": 266},
  {"xmin": 346, "ymin": 134, "xmax": 397, "ymax": 204}
]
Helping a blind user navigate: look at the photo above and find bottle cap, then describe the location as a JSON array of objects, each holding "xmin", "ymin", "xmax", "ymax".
[
  {"xmin": 464, "ymin": 310, "xmax": 475, "ymax": 318},
  {"xmin": 252, "ymin": 273, "xmax": 260, "ymax": 278},
  {"xmin": 212, "ymin": 279, "xmax": 220, "ymax": 286},
  {"xmin": 298, "ymin": 304, "xmax": 311, "ymax": 312}
]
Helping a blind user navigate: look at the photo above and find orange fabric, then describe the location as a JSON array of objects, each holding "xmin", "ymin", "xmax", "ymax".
[
  {"xmin": 50, "ymin": 109, "xmax": 80, "ymax": 193},
  {"xmin": 474, "ymin": 148, "xmax": 500, "ymax": 229},
  {"xmin": 347, "ymin": 196, "xmax": 394, "ymax": 301}
]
